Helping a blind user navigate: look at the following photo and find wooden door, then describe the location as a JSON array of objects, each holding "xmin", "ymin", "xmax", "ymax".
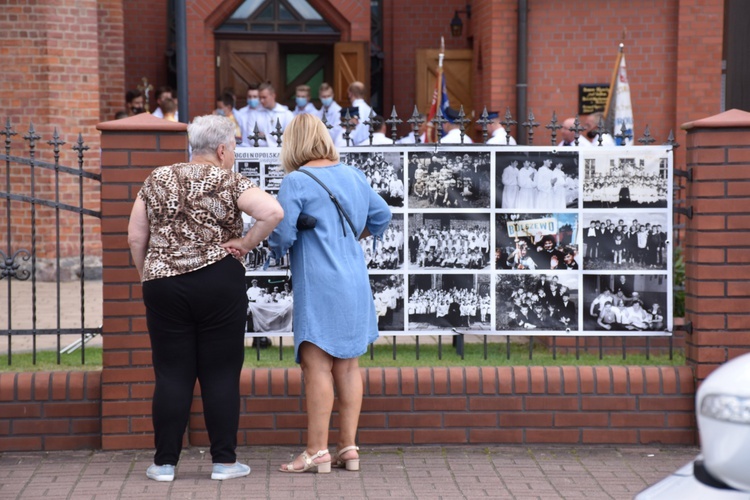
[
  {"xmin": 217, "ymin": 40, "xmax": 280, "ymax": 107},
  {"xmin": 416, "ymin": 49, "xmax": 473, "ymax": 115},
  {"xmin": 280, "ymin": 44, "xmax": 333, "ymax": 106},
  {"xmin": 333, "ymin": 42, "xmax": 369, "ymax": 105}
]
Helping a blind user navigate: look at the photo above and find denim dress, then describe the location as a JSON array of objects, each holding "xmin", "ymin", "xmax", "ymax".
[{"xmin": 268, "ymin": 164, "xmax": 392, "ymax": 363}]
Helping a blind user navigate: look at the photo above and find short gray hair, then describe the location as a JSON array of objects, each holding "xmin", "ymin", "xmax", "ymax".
[{"xmin": 188, "ymin": 115, "xmax": 235, "ymax": 156}]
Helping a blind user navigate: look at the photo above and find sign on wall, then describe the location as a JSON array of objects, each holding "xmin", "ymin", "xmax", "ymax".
[
  {"xmin": 578, "ymin": 83, "xmax": 610, "ymax": 115},
  {"xmin": 235, "ymin": 145, "xmax": 673, "ymax": 337}
]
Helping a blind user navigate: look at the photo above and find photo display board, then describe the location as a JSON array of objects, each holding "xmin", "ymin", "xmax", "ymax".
[{"xmin": 235, "ymin": 145, "xmax": 673, "ymax": 337}]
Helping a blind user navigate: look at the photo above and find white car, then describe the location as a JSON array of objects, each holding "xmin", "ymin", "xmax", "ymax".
[{"xmin": 636, "ymin": 352, "xmax": 750, "ymax": 499}]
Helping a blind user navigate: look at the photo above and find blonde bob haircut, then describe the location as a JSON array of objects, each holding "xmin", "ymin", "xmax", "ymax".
[{"xmin": 280, "ymin": 113, "xmax": 339, "ymax": 173}]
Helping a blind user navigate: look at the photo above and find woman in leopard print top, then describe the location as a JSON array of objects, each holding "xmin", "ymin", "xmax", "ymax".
[{"xmin": 127, "ymin": 114, "xmax": 283, "ymax": 482}]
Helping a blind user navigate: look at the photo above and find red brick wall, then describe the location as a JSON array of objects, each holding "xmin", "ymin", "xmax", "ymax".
[
  {"xmin": 0, "ymin": 365, "xmax": 695, "ymax": 452},
  {"xmin": 98, "ymin": 0, "xmax": 127, "ymax": 122},
  {"xmin": 0, "ymin": 0, "xmax": 102, "ymax": 263},
  {"xmin": 123, "ymin": 0, "xmax": 170, "ymax": 111},
  {"xmin": 683, "ymin": 110, "xmax": 750, "ymax": 380},
  {"xmin": 0, "ymin": 371, "xmax": 101, "ymax": 451}
]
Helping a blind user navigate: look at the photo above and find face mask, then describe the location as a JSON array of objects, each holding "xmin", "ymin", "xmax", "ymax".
[
  {"xmin": 130, "ymin": 106, "xmax": 144, "ymax": 115},
  {"xmin": 321, "ymin": 97, "xmax": 333, "ymax": 107},
  {"xmin": 215, "ymin": 108, "xmax": 226, "ymax": 117},
  {"xmin": 248, "ymin": 98, "xmax": 259, "ymax": 109},
  {"xmin": 295, "ymin": 97, "xmax": 308, "ymax": 108}
]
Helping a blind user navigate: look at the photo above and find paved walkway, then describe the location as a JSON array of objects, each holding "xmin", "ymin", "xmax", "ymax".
[{"xmin": 0, "ymin": 444, "xmax": 698, "ymax": 499}]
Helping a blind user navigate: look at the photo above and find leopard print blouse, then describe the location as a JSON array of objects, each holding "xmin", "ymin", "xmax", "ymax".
[{"xmin": 137, "ymin": 163, "xmax": 257, "ymax": 281}]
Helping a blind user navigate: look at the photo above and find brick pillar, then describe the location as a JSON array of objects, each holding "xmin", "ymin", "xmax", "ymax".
[
  {"xmin": 683, "ymin": 108, "xmax": 750, "ymax": 381},
  {"xmin": 96, "ymin": 114, "xmax": 187, "ymax": 449}
]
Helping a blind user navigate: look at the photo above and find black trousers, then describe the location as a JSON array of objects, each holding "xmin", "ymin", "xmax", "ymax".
[{"xmin": 143, "ymin": 256, "xmax": 248, "ymax": 466}]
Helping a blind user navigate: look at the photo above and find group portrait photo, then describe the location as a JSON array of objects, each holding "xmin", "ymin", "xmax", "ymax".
[
  {"xmin": 582, "ymin": 274, "xmax": 669, "ymax": 333},
  {"xmin": 407, "ymin": 274, "xmax": 492, "ymax": 331},
  {"xmin": 582, "ymin": 212, "xmax": 669, "ymax": 271},
  {"xmin": 496, "ymin": 213, "xmax": 580, "ymax": 271},
  {"xmin": 407, "ymin": 212, "xmax": 491, "ymax": 270},
  {"xmin": 370, "ymin": 274, "xmax": 405, "ymax": 332},
  {"xmin": 495, "ymin": 151, "xmax": 579, "ymax": 210},
  {"xmin": 581, "ymin": 149, "xmax": 670, "ymax": 209},
  {"xmin": 495, "ymin": 273, "xmax": 579, "ymax": 332},
  {"xmin": 407, "ymin": 151, "xmax": 491, "ymax": 209},
  {"xmin": 244, "ymin": 275, "xmax": 294, "ymax": 335},
  {"xmin": 340, "ymin": 150, "xmax": 405, "ymax": 207}
]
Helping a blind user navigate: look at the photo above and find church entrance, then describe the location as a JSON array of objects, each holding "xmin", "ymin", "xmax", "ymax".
[{"xmin": 214, "ymin": 0, "xmax": 366, "ymax": 109}]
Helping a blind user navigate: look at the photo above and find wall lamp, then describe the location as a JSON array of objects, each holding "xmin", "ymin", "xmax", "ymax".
[{"xmin": 450, "ymin": 5, "xmax": 472, "ymax": 37}]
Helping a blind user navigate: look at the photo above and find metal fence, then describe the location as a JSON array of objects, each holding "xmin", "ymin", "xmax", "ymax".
[{"xmin": 0, "ymin": 120, "xmax": 102, "ymax": 365}]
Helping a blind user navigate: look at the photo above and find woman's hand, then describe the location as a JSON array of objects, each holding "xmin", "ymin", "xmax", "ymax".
[{"xmin": 221, "ymin": 238, "xmax": 253, "ymax": 258}]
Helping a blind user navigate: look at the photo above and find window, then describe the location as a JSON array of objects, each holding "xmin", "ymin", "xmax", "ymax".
[{"xmin": 217, "ymin": 0, "xmax": 337, "ymax": 33}]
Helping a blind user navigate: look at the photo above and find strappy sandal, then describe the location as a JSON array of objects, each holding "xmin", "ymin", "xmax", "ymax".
[
  {"xmin": 332, "ymin": 445, "xmax": 360, "ymax": 471},
  {"xmin": 279, "ymin": 449, "xmax": 331, "ymax": 474}
]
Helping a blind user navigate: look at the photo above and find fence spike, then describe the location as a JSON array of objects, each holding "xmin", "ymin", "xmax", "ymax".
[
  {"xmin": 501, "ymin": 107, "xmax": 517, "ymax": 146},
  {"xmin": 456, "ymin": 105, "xmax": 472, "ymax": 144},
  {"xmin": 385, "ymin": 105, "xmax": 402, "ymax": 142},
  {"xmin": 545, "ymin": 111, "xmax": 562, "ymax": 146},
  {"xmin": 476, "ymin": 107, "xmax": 491, "ymax": 144},
  {"xmin": 638, "ymin": 124, "xmax": 656, "ymax": 145},
  {"xmin": 521, "ymin": 110, "xmax": 540, "ymax": 145},
  {"xmin": 407, "ymin": 106, "xmax": 425, "ymax": 144}
]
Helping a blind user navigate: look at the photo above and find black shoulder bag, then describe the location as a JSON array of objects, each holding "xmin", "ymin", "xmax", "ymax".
[{"xmin": 297, "ymin": 168, "xmax": 357, "ymax": 237}]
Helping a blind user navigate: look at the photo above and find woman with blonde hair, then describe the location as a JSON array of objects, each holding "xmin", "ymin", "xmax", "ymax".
[{"xmin": 267, "ymin": 113, "xmax": 391, "ymax": 473}]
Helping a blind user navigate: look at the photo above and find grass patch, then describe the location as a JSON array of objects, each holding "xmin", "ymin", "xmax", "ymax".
[
  {"xmin": 0, "ymin": 348, "xmax": 102, "ymax": 371},
  {"xmin": 1, "ymin": 343, "xmax": 685, "ymax": 372}
]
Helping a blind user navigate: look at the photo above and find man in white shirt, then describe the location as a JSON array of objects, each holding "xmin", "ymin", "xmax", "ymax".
[
  {"xmin": 440, "ymin": 107, "xmax": 473, "ymax": 144},
  {"xmin": 292, "ymin": 84, "xmax": 318, "ymax": 116},
  {"xmin": 357, "ymin": 115, "xmax": 394, "ymax": 145},
  {"xmin": 151, "ymin": 86, "xmax": 179, "ymax": 121},
  {"xmin": 347, "ymin": 81, "xmax": 372, "ymax": 146},
  {"xmin": 257, "ymin": 82, "xmax": 294, "ymax": 147},
  {"xmin": 237, "ymin": 84, "xmax": 261, "ymax": 146},
  {"xmin": 316, "ymin": 82, "xmax": 342, "ymax": 141},
  {"xmin": 558, "ymin": 117, "xmax": 592, "ymax": 147},
  {"xmin": 584, "ymin": 112, "xmax": 616, "ymax": 146},
  {"xmin": 485, "ymin": 111, "xmax": 517, "ymax": 145}
]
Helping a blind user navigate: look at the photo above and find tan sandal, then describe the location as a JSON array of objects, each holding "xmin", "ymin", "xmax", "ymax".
[
  {"xmin": 332, "ymin": 445, "xmax": 360, "ymax": 471},
  {"xmin": 279, "ymin": 449, "xmax": 331, "ymax": 474}
]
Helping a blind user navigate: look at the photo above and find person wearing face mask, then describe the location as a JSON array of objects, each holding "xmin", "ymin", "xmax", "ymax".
[
  {"xmin": 316, "ymin": 82, "xmax": 342, "ymax": 142},
  {"xmin": 293, "ymin": 84, "xmax": 318, "ymax": 116},
  {"xmin": 238, "ymin": 84, "xmax": 261, "ymax": 146},
  {"xmin": 126, "ymin": 89, "xmax": 145, "ymax": 116}
]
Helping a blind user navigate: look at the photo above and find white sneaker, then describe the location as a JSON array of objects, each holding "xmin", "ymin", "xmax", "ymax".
[
  {"xmin": 211, "ymin": 462, "xmax": 251, "ymax": 480},
  {"xmin": 146, "ymin": 464, "xmax": 175, "ymax": 482}
]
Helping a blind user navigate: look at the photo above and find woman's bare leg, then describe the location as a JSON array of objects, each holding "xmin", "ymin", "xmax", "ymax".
[
  {"xmin": 332, "ymin": 356, "xmax": 363, "ymax": 461},
  {"xmin": 283, "ymin": 342, "xmax": 333, "ymax": 470}
]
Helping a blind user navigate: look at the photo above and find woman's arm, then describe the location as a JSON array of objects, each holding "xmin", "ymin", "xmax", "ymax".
[
  {"xmin": 127, "ymin": 198, "xmax": 150, "ymax": 280},
  {"xmin": 222, "ymin": 187, "xmax": 284, "ymax": 257}
]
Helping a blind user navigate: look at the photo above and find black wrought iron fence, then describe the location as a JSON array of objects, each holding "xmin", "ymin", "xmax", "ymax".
[{"xmin": 0, "ymin": 120, "xmax": 102, "ymax": 365}]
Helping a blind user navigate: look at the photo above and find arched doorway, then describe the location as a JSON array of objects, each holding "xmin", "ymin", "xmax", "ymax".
[{"xmin": 215, "ymin": 0, "xmax": 366, "ymax": 109}]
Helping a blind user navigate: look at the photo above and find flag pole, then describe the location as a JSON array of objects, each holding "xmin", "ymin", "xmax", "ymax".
[
  {"xmin": 427, "ymin": 37, "xmax": 445, "ymax": 142},
  {"xmin": 603, "ymin": 42, "xmax": 624, "ymax": 120}
]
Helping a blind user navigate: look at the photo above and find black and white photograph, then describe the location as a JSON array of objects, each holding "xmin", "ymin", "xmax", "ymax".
[
  {"xmin": 407, "ymin": 274, "xmax": 492, "ymax": 331},
  {"xmin": 360, "ymin": 213, "xmax": 404, "ymax": 270},
  {"xmin": 407, "ymin": 151, "xmax": 491, "ymax": 209},
  {"xmin": 495, "ymin": 151, "xmax": 579, "ymax": 210},
  {"xmin": 340, "ymin": 151, "xmax": 404, "ymax": 207},
  {"xmin": 245, "ymin": 275, "xmax": 293, "ymax": 334},
  {"xmin": 370, "ymin": 274, "xmax": 405, "ymax": 331},
  {"xmin": 495, "ymin": 273, "xmax": 579, "ymax": 332},
  {"xmin": 236, "ymin": 160, "xmax": 261, "ymax": 186},
  {"xmin": 583, "ymin": 274, "xmax": 669, "ymax": 334},
  {"xmin": 582, "ymin": 212, "xmax": 669, "ymax": 271},
  {"xmin": 408, "ymin": 212, "xmax": 491, "ymax": 270},
  {"xmin": 582, "ymin": 149, "xmax": 670, "ymax": 208},
  {"xmin": 496, "ymin": 213, "xmax": 580, "ymax": 270}
]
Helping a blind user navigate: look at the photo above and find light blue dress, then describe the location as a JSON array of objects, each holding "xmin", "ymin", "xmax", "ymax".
[{"xmin": 268, "ymin": 164, "xmax": 392, "ymax": 363}]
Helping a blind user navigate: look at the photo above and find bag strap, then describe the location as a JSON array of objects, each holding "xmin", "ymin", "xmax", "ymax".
[{"xmin": 298, "ymin": 168, "xmax": 357, "ymax": 237}]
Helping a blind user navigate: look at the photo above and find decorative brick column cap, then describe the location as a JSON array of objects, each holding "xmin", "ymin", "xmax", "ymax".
[
  {"xmin": 96, "ymin": 114, "xmax": 187, "ymax": 132},
  {"xmin": 682, "ymin": 108, "xmax": 750, "ymax": 130}
]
